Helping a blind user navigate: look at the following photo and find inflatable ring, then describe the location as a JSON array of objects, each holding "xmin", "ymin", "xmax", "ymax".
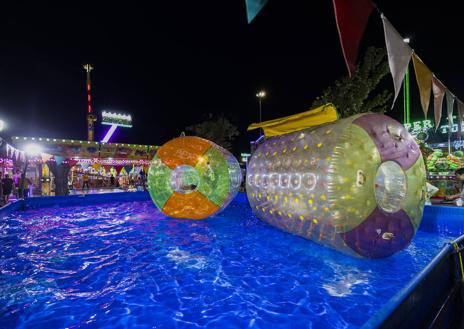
[
  {"xmin": 246, "ymin": 113, "xmax": 427, "ymax": 258},
  {"xmin": 148, "ymin": 136, "xmax": 242, "ymax": 219}
]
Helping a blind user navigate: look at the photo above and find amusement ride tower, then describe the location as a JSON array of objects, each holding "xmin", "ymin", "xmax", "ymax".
[{"xmin": 83, "ymin": 64, "xmax": 97, "ymax": 141}]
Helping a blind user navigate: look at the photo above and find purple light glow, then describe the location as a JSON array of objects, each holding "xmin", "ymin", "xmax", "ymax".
[{"xmin": 101, "ymin": 124, "xmax": 118, "ymax": 143}]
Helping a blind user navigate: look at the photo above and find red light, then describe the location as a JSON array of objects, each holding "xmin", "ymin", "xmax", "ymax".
[
  {"xmin": 88, "ymin": 105, "xmax": 92, "ymax": 113},
  {"xmin": 88, "ymin": 95, "xmax": 91, "ymax": 102},
  {"xmin": 87, "ymin": 84, "xmax": 91, "ymax": 91}
]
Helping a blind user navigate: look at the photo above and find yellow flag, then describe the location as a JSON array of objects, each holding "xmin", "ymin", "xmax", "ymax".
[
  {"xmin": 412, "ymin": 53, "xmax": 433, "ymax": 118},
  {"xmin": 247, "ymin": 104, "xmax": 338, "ymax": 137}
]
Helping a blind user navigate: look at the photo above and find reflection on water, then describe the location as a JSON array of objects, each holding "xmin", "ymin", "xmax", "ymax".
[
  {"xmin": 166, "ymin": 247, "xmax": 207, "ymax": 269},
  {"xmin": 0, "ymin": 200, "xmax": 455, "ymax": 329},
  {"xmin": 322, "ymin": 265, "xmax": 370, "ymax": 297}
]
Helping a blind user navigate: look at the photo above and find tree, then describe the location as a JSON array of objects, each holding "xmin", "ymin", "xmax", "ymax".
[
  {"xmin": 186, "ymin": 113, "xmax": 240, "ymax": 150},
  {"xmin": 312, "ymin": 47, "xmax": 392, "ymax": 118}
]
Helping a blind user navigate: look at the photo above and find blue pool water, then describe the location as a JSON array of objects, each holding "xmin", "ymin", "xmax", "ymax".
[{"xmin": 0, "ymin": 198, "xmax": 458, "ymax": 328}]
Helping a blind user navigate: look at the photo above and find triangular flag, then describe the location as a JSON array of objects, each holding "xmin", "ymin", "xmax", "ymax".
[
  {"xmin": 67, "ymin": 159, "xmax": 78, "ymax": 167},
  {"xmin": 457, "ymin": 100, "xmax": 464, "ymax": 137},
  {"xmin": 55, "ymin": 155, "xmax": 64, "ymax": 165},
  {"xmin": 245, "ymin": 0, "xmax": 268, "ymax": 24},
  {"xmin": 446, "ymin": 90, "xmax": 455, "ymax": 127},
  {"xmin": 381, "ymin": 14, "xmax": 413, "ymax": 108},
  {"xmin": 412, "ymin": 53, "xmax": 433, "ymax": 118},
  {"xmin": 115, "ymin": 165, "xmax": 124, "ymax": 175},
  {"xmin": 80, "ymin": 162, "xmax": 90, "ymax": 169},
  {"xmin": 432, "ymin": 75, "xmax": 446, "ymax": 131},
  {"xmin": 332, "ymin": 0, "xmax": 374, "ymax": 76}
]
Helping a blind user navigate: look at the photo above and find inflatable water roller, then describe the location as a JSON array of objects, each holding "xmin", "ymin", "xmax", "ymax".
[
  {"xmin": 148, "ymin": 136, "xmax": 242, "ymax": 219},
  {"xmin": 247, "ymin": 106, "xmax": 427, "ymax": 258}
]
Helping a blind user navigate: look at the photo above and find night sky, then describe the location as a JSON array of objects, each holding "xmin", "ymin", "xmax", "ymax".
[{"xmin": 0, "ymin": 1, "xmax": 462, "ymax": 155}]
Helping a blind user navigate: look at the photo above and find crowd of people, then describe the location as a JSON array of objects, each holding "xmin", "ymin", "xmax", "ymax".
[
  {"xmin": 0, "ymin": 170, "xmax": 34, "ymax": 207},
  {"xmin": 74, "ymin": 169, "xmax": 147, "ymax": 192}
]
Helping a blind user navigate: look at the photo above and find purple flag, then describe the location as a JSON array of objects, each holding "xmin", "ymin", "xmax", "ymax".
[
  {"xmin": 458, "ymin": 100, "xmax": 464, "ymax": 137},
  {"xmin": 381, "ymin": 14, "xmax": 413, "ymax": 108},
  {"xmin": 446, "ymin": 90, "xmax": 455, "ymax": 128},
  {"xmin": 432, "ymin": 75, "xmax": 446, "ymax": 131}
]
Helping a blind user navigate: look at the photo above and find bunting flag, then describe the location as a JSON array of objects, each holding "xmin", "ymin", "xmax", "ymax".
[
  {"xmin": 446, "ymin": 90, "xmax": 455, "ymax": 127},
  {"xmin": 432, "ymin": 75, "xmax": 446, "ymax": 130},
  {"xmin": 80, "ymin": 162, "xmax": 90, "ymax": 169},
  {"xmin": 412, "ymin": 53, "xmax": 433, "ymax": 118},
  {"xmin": 115, "ymin": 165, "xmax": 124, "ymax": 175},
  {"xmin": 457, "ymin": 100, "xmax": 464, "ymax": 137},
  {"xmin": 332, "ymin": 0, "xmax": 374, "ymax": 76},
  {"xmin": 381, "ymin": 14, "xmax": 413, "ymax": 108},
  {"xmin": 124, "ymin": 165, "xmax": 132, "ymax": 174},
  {"xmin": 55, "ymin": 155, "xmax": 64, "ymax": 166},
  {"xmin": 245, "ymin": 0, "xmax": 268, "ymax": 23},
  {"xmin": 92, "ymin": 163, "xmax": 101, "ymax": 171},
  {"xmin": 67, "ymin": 159, "xmax": 78, "ymax": 167}
]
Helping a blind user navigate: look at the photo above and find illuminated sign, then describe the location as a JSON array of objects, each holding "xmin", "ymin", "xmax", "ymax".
[
  {"xmin": 241, "ymin": 152, "xmax": 251, "ymax": 162},
  {"xmin": 404, "ymin": 117, "xmax": 463, "ymax": 135},
  {"xmin": 0, "ymin": 119, "xmax": 4, "ymax": 132},
  {"xmin": 101, "ymin": 111, "xmax": 133, "ymax": 143},
  {"xmin": 101, "ymin": 111, "xmax": 132, "ymax": 128},
  {"xmin": 404, "ymin": 120, "xmax": 433, "ymax": 135}
]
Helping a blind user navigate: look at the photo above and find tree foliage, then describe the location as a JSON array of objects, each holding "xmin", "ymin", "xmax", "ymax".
[
  {"xmin": 312, "ymin": 47, "xmax": 392, "ymax": 118},
  {"xmin": 186, "ymin": 113, "xmax": 240, "ymax": 151}
]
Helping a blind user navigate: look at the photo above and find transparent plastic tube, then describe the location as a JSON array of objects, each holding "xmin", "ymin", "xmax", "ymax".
[
  {"xmin": 246, "ymin": 113, "xmax": 427, "ymax": 258},
  {"xmin": 148, "ymin": 136, "xmax": 242, "ymax": 219}
]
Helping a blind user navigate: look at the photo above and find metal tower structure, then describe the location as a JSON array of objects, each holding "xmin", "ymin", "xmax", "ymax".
[{"xmin": 83, "ymin": 64, "xmax": 97, "ymax": 141}]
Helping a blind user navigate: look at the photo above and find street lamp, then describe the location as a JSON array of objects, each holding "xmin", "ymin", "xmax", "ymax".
[
  {"xmin": 403, "ymin": 38, "xmax": 410, "ymax": 124},
  {"xmin": 256, "ymin": 90, "xmax": 266, "ymax": 136}
]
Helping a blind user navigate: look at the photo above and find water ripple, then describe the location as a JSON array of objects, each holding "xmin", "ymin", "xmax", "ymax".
[{"xmin": 0, "ymin": 200, "xmax": 456, "ymax": 328}]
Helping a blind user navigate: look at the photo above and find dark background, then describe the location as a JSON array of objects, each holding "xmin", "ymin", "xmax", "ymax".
[{"xmin": 0, "ymin": 1, "xmax": 462, "ymax": 155}]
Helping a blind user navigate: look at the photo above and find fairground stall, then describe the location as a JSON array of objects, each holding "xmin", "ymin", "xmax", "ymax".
[
  {"xmin": 7, "ymin": 137, "xmax": 157, "ymax": 196},
  {"xmin": 405, "ymin": 118, "xmax": 464, "ymax": 198}
]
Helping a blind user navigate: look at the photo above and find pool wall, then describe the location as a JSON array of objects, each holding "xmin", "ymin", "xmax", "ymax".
[
  {"xmin": 1, "ymin": 192, "xmax": 464, "ymax": 328},
  {"xmin": 0, "ymin": 192, "xmax": 150, "ymax": 216},
  {"xmin": 363, "ymin": 208, "xmax": 464, "ymax": 329}
]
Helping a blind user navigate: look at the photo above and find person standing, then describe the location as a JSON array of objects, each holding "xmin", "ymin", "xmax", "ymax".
[
  {"xmin": 82, "ymin": 172, "xmax": 90, "ymax": 189},
  {"xmin": 13, "ymin": 170, "xmax": 20, "ymax": 198},
  {"xmin": 0, "ymin": 172, "xmax": 3, "ymax": 206},
  {"xmin": 445, "ymin": 168, "xmax": 464, "ymax": 204},
  {"xmin": 2, "ymin": 174, "xmax": 14, "ymax": 204},
  {"xmin": 139, "ymin": 169, "xmax": 147, "ymax": 191}
]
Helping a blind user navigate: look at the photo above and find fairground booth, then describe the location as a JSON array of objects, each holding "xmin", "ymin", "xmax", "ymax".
[
  {"xmin": 405, "ymin": 116, "xmax": 464, "ymax": 198},
  {"xmin": 1, "ymin": 136, "xmax": 157, "ymax": 196}
]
